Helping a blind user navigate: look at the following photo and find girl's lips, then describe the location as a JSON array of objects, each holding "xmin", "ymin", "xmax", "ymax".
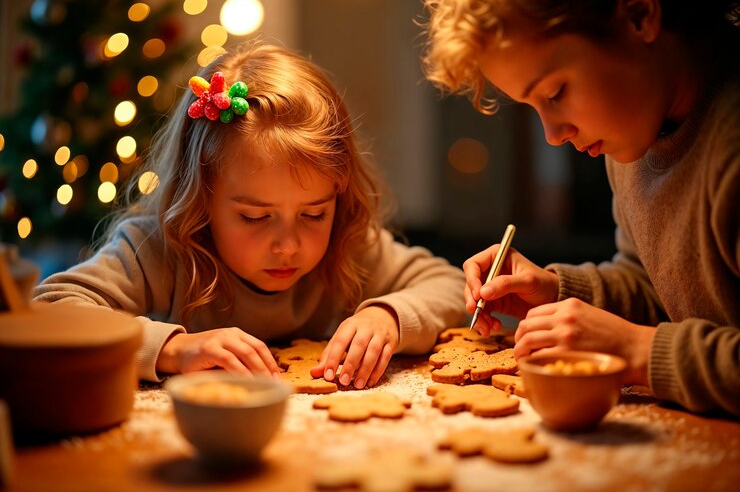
[
  {"xmin": 587, "ymin": 140, "xmax": 603, "ymax": 157},
  {"xmin": 265, "ymin": 268, "xmax": 298, "ymax": 279}
]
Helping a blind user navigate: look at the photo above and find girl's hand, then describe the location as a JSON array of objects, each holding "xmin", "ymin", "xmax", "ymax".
[
  {"xmin": 156, "ymin": 327, "xmax": 280, "ymax": 376},
  {"xmin": 514, "ymin": 298, "xmax": 655, "ymax": 385},
  {"xmin": 310, "ymin": 305, "xmax": 399, "ymax": 389},
  {"xmin": 463, "ymin": 246, "xmax": 559, "ymax": 335}
]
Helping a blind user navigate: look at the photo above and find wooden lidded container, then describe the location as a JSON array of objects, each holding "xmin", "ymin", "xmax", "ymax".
[{"xmin": 0, "ymin": 245, "xmax": 142, "ymax": 441}]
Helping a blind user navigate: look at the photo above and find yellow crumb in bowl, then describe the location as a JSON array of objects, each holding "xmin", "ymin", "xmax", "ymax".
[
  {"xmin": 542, "ymin": 359, "xmax": 606, "ymax": 375},
  {"xmin": 180, "ymin": 381, "xmax": 251, "ymax": 405}
]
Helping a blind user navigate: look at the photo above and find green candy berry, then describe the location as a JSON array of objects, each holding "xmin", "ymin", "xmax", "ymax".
[
  {"xmin": 231, "ymin": 97, "xmax": 249, "ymax": 115},
  {"xmin": 228, "ymin": 81, "xmax": 248, "ymax": 98},
  {"xmin": 220, "ymin": 109, "xmax": 234, "ymax": 123}
]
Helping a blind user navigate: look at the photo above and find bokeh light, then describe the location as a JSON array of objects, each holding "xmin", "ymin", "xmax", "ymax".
[
  {"xmin": 447, "ymin": 137, "xmax": 489, "ymax": 174},
  {"xmin": 17, "ymin": 217, "xmax": 32, "ymax": 239},
  {"xmin": 201, "ymin": 24, "xmax": 228, "ymax": 47},
  {"xmin": 128, "ymin": 3, "xmax": 151, "ymax": 22},
  {"xmin": 137, "ymin": 76, "xmax": 158, "ymax": 97},
  {"xmin": 0, "ymin": 133, "xmax": 5, "ymax": 151},
  {"xmin": 183, "ymin": 0, "xmax": 208, "ymax": 16},
  {"xmin": 56, "ymin": 184, "xmax": 73, "ymax": 205},
  {"xmin": 22, "ymin": 159, "xmax": 38, "ymax": 178},
  {"xmin": 54, "ymin": 146, "xmax": 71, "ymax": 166},
  {"xmin": 105, "ymin": 33, "xmax": 129, "ymax": 57},
  {"xmin": 98, "ymin": 181, "xmax": 117, "ymax": 203},
  {"xmin": 116, "ymin": 136, "xmax": 137, "ymax": 159},
  {"xmin": 142, "ymin": 38, "xmax": 166, "ymax": 58},
  {"xmin": 114, "ymin": 100, "xmax": 137, "ymax": 126},
  {"xmin": 62, "ymin": 161, "xmax": 78, "ymax": 183},
  {"xmin": 138, "ymin": 171, "xmax": 160, "ymax": 195},
  {"xmin": 220, "ymin": 0, "xmax": 264, "ymax": 36},
  {"xmin": 99, "ymin": 162, "xmax": 119, "ymax": 183}
]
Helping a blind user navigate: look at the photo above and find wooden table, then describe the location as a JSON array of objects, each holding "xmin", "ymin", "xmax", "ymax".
[{"xmin": 7, "ymin": 355, "xmax": 740, "ymax": 492}]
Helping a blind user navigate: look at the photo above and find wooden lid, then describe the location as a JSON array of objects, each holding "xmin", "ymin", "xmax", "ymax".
[{"xmin": 0, "ymin": 302, "xmax": 141, "ymax": 348}]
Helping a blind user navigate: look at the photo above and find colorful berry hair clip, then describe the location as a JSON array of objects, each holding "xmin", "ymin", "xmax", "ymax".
[{"xmin": 187, "ymin": 72, "xmax": 249, "ymax": 123}]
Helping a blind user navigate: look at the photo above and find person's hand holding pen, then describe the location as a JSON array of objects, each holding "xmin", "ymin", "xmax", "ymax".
[{"xmin": 463, "ymin": 226, "xmax": 560, "ymax": 336}]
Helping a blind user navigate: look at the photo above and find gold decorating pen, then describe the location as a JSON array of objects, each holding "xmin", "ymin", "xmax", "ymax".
[{"xmin": 469, "ymin": 224, "xmax": 516, "ymax": 331}]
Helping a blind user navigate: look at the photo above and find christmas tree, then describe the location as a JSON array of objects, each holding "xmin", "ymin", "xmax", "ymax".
[{"xmin": 0, "ymin": 0, "xmax": 192, "ymax": 246}]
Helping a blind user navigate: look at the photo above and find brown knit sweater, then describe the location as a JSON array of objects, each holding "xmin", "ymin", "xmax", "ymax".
[{"xmin": 548, "ymin": 45, "xmax": 739, "ymax": 416}]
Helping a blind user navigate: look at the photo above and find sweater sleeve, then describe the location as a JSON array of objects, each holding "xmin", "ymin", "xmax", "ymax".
[
  {"xmin": 355, "ymin": 229, "xmax": 467, "ymax": 354},
  {"xmin": 32, "ymin": 218, "xmax": 186, "ymax": 382},
  {"xmin": 651, "ymin": 319, "xmax": 740, "ymax": 416}
]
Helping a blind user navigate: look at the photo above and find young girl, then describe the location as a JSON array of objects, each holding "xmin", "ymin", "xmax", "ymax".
[
  {"xmin": 421, "ymin": 0, "xmax": 739, "ymax": 416},
  {"xmin": 33, "ymin": 42, "xmax": 467, "ymax": 389}
]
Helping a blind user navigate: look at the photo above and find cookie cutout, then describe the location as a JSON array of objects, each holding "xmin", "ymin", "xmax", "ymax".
[
  {"xmin": 315, "ymin": 448, "xmax": 452, "ymax": 492},
  {"xmin": 433, "ymin": 327, "xmax": 511, "ymax": 353},
  {"xmin": 429, "ymin": 347, "xmax": 517, "ymax": 384},
  {"xmin": 491, "ymin": 374, "xmax": 526, "ymax": 397},
  {"xmin": 427, "ymin": 384, "xmax": 519, "ymax": 417},
  {"xmin": 313, "ymin": 392, "xmax": 411, "ymax": 422},
  {"xmin": 271, "ymin": 339, "xmax": 338, "ymax": 394},
  {"xmin": 439, "ymin": 427, "xmax": 548, "ymax": 463}
]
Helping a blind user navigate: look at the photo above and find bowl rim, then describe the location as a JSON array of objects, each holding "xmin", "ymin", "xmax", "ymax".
[
  {"xmin": 165, "ymin": 370, "xmax": 293, "ymax": 408},
  {"xmin": 518, "ymin": 350, "xmax": 627, "ymax": 377}
]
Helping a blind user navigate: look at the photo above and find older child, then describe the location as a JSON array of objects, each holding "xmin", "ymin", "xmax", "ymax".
[
  {"xmin": 421, "ymin": 0, "xmax": 739, "ymax": 415},
  {"xmin": 34, "ymin": 42, "xmax": 467, "ymax": 389}
]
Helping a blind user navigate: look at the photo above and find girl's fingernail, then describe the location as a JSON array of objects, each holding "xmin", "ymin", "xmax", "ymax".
[
  {"xmin": 324, "ymin": 369, "xmax": 334, "ymax": 380},
  {"xmin": 355, "ymin": 378, "xmax": 365, "ymax": 389},
  {"xmin": 340, "ymin": 374, "xmax": 351, "ymax": 386}
]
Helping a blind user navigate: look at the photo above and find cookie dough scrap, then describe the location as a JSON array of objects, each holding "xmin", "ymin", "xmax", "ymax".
[
  {"xmin": 433, "ymin": 327, "xmax": 510, "ymax": 353},
  {"xmin": 271, "ymin": 339, "xmax": 338, "ymax": 394},
  {"xmin": 429, "ymin": 347, "xmax": 518, "ymax": 384},
  {"xmin": 315, "ymin": 448, "xmax": 453, "ymax": 492},
  {"xmin": 313, "ymin": 392, "xmax": 411, "ymax": 422},
  {"xmin": 427, "ymin": 384, "xmax": 519, "ymax": 417},
  {"xmin": 490, "ymin": 374, "xmax": 526, "ymax": 398},
  {"xmin": 439, "ymin": 427, "xmax": 548, "ymax": 464}
]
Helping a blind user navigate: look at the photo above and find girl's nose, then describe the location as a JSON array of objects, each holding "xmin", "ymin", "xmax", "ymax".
[
  {"xmin": 271, "ymin": 225, "xmax": 299, "ymax": 255},
  {"xmin": 542, "ymin": 118, "xmax": 577, "ymax": 146}
]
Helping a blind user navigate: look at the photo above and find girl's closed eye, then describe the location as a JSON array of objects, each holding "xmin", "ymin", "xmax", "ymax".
[
  {"xmin": 241, "ymin": 214, "xmax": 270, "ymax": 225},
  {"xmin": 302, "ymin": 211, "xmax": 327, "ymax": 222},
  {"xmin": 548, "ymin": 84, "xmax": 565, "ymax": 103}
]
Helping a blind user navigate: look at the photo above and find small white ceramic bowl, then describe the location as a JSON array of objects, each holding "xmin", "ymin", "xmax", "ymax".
[{"xmin": 166, "ymin": 371, "xmax": 292, "ymax": 463}]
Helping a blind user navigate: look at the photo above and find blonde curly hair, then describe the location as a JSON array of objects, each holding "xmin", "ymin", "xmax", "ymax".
[{"xmin": 104, "ymin": 42, "xmax": 388, "ymax": 322}]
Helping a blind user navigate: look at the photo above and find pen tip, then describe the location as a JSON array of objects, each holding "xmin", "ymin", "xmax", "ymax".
[{"xmin": 469, "ymin": 311, "xmax": 479, "ymax": 331}]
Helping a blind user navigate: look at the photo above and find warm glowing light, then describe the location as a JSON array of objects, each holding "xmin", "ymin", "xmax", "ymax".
[
  {"xmin": 120, "ymin": 152, "xmax": 138, "ymax": 164},
  {"xmin": 99, "ymin": 162, "xmax": 119, "ymax": 183},
  {"xmin": 447, "ymin": 137, "xmax": 489, "ymax": 174},
  {"xmin": 197, "ymin": 46, "xmax": 226, "ymax": 67},
  {"xmin": 72, "ymin": 155, "xmax": 89, "ymax": 177},
  {"xmin": 220, "ymin": 0, "xmax": 264, "ymax": 36},
  {"xmin": 54, "ymin": 146, "xmax": 71, "ymax": 166},
  {"xmin": 0, "ymin": 133, "xmax": 5, "ymax": 151},
  {"xmin": 138, "ymin": 171, "xmax": 160, "ymax": 195},
  {"xmin": 201, "ymin": 24, "xmax": 228, "ymax": 47},
  {"xmin": 56, "ymin": 184, "xmax": 73, "ymax": 205},
  {"xmin": 116, "ymin": 136, "xmax": 137, "ymax": 159},
  {"xmin": 128, "ymin": 3, "xmax": 150, "ymax": 22},
  {"xmin": 137, "ymin": 76, "xmax": 158, "ymax": 97},
  {"xmin": 22, "ymin": 159, "xmax": 38, "ymax": 178},
  {"xmin": 17, "ymin": 217, "xmax": 32, "ymax": 239},
  {"xmin": 106, "ymin": 33, "xmax": 129, "ymax": 56},
  {"xmin": 183, "ymin": 0, "xmax": 208, "ymax": 16},
  {"xmin": 98, "ymin": 181, "xmax": 117, "ymax": 203},
  {"xmin": 62, "ymin": 161, "xmax": 78, "ymax": 183},
  {"xmin": 114, "ymin": 100, "xmax": 137, "ymax": 126},
  {"xmin": 142, "ymin": 38, "xmax": 166, "ymax": 58}
]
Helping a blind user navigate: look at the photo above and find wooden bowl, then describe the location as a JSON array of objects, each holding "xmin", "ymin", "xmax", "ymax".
[
  {"xmin": 518, "ymin": 351, "xmax": 626, "ymax": 432},
  {"xmin": 0, "ymin": 302, "xmax": 142, "ymax": 441}
]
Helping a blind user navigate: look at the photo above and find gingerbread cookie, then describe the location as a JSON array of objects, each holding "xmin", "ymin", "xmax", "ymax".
[
  {"xmin": 433, "ymin": 327, "xmax": 511, "ymax": 353},
  {"xmin": 491, "ymin": 374, "xmax": 526, "ymax": 397},
  {"xmin": 271, "ymin": 339, "xmax": 338, "ymax": 394},
  {"xmin": 313, "ymin": 392, "xmax": 411, "ymax": 422},
  {"xmin": 439, "ymin": 427, "xmax": 548, "ymax": 463},
  {"xmin": 315, "ymin": 448, "xmax": 452, "ymax": 491},
  {"xmin": 429, "ymin": 347, "xmax": 518, "ymax": 384},
  {"xmin": 427, "ymin": 383, "xmax": 519, "ymax": 417}
]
